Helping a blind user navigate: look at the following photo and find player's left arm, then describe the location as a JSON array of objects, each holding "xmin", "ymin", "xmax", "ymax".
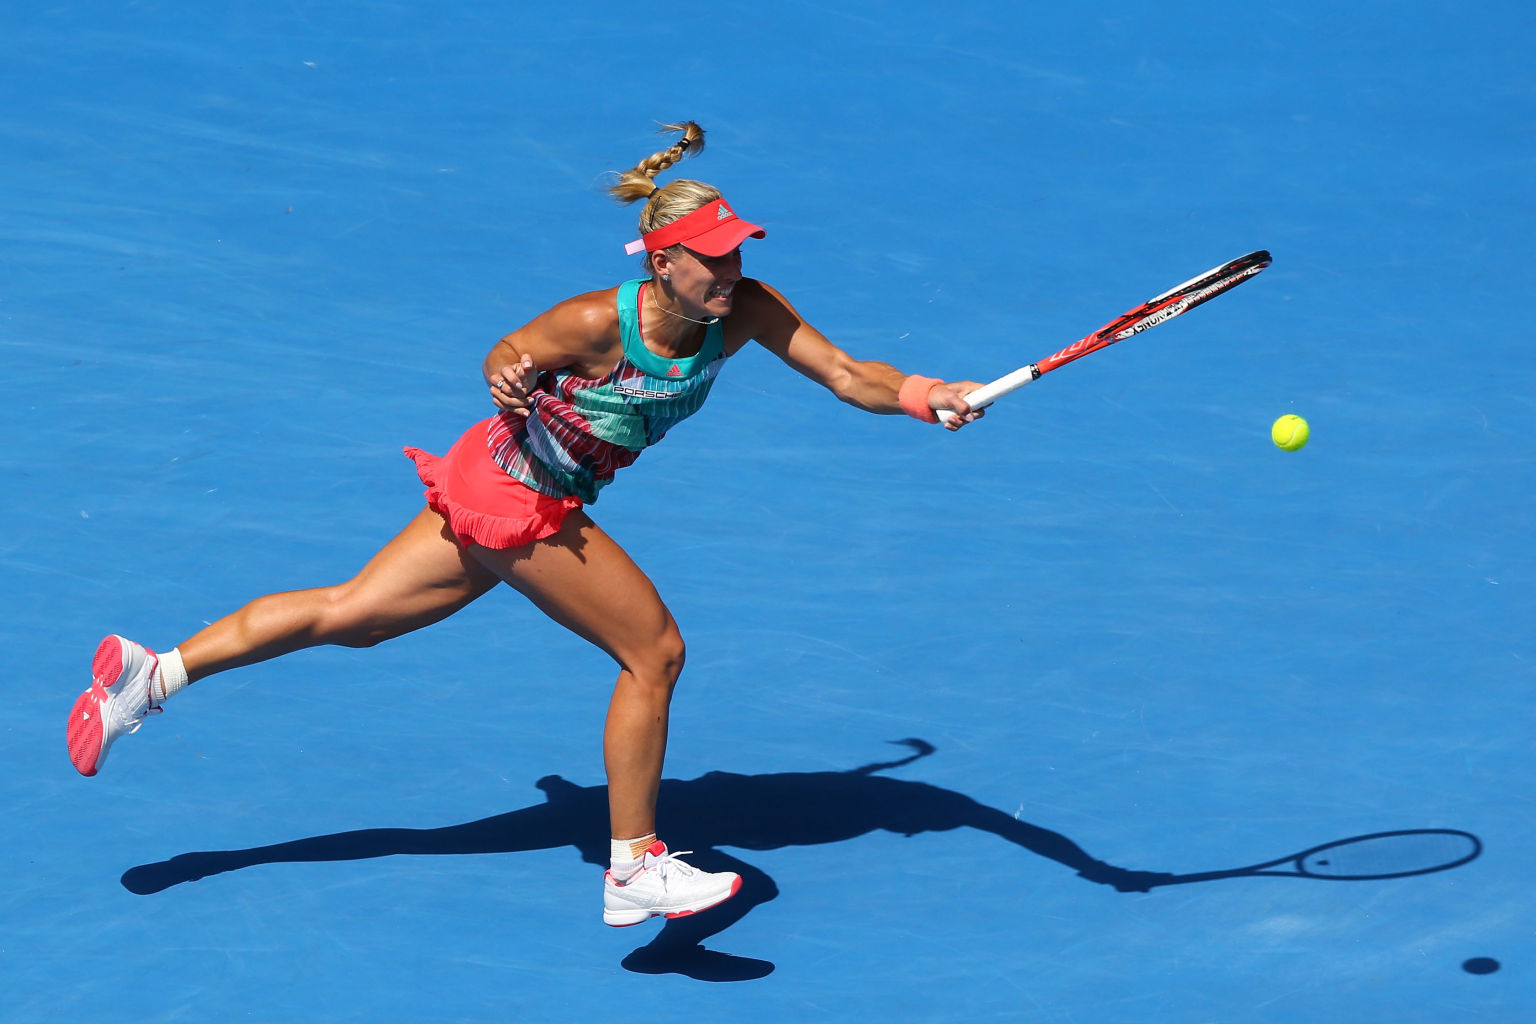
[{"xmin": 737, "ymin": 279, "xmax": 984, "ymax": 429}]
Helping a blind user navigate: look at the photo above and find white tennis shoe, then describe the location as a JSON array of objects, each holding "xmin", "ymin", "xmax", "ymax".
[
  {"xmin": 602, "ymin": 841, "xmax": 741, "ymax": 927},
  {"xmin": 67, "ymin": 635, "xmax": 161, "ymax": 777}
]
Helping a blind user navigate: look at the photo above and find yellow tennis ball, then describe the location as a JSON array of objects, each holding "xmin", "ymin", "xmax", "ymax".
[{"xmin": 1272, "ymin": 414, "xmax": 1309, "ymax": 451}]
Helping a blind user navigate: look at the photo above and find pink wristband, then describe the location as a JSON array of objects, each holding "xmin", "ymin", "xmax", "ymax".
[{"xmin": 898, "ymin": 375, "xmax": 941, "ymax": 423}]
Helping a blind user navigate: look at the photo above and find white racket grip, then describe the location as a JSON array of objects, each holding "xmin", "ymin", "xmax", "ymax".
[{"xmin": 935, "ymin": 364, "xmax": 1039, "ymax": 423}]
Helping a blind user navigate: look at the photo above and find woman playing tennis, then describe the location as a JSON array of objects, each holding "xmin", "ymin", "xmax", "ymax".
[{"xmin": 66, "ymin": 122, "xmax": 985, "ymax": 926}]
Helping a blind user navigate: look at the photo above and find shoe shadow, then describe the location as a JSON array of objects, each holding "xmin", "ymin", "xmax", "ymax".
[{"xmin": 119, "ymin": 739, "xmax": 1480, "ymax": 982}]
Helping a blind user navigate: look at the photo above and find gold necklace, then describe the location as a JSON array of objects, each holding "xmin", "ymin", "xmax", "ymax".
[{"xmin": 650, "ymin": 285, "xmax": 719, "ymax": 325}]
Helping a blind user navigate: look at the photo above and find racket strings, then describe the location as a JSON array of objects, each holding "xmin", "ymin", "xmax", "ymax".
[{"xmin": 1298, "ymin": 831, "xmax": 1478, "ymax": 879}]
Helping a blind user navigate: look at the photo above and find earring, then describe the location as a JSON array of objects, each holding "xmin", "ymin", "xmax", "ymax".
[{"xmin": 661, "ymin": 274, "xmax": 670, "ymax": 283}]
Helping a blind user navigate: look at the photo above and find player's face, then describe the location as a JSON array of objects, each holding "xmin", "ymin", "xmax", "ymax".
[{"xmin": 670, "ymin": 246, "xmax": 743, "ymax": 317}]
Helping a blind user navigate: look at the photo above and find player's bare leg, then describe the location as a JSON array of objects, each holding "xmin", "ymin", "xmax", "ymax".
[
  {"xmin": 178, "ymin": 507, "xmax": 499, "ymax": 679},
  {"xmin": 467, "ymin": 509, "xmax": 740, "ymax": 925},
  {"xmin": 68, "ymin": 508, "xmax": 496, "ymax": 776}
]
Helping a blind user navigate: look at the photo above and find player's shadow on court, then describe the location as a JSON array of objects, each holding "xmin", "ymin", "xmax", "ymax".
[{"xmin": 119, "ymin": 740, "xmax": 1479, "ymax": 983}]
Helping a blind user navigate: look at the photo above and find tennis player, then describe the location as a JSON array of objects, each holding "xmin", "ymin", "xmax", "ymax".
[{"xmin": 66, "ymin": 121, "xmax": 985, "ymax": 926}]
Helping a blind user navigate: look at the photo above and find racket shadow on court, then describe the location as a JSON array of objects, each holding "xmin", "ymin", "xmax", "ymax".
[{"xmin": 119, "ymin": 739, "xmax": 1481, "ymax": 983}]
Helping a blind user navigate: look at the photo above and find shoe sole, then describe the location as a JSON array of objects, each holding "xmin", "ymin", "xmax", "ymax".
[
  {"xmin": 65, "ymin": 636, "xmax": 138, "ymax": 777},
  {"xmin": 603, "ymin": 873, "xmax": 743, "ymax": 927}
]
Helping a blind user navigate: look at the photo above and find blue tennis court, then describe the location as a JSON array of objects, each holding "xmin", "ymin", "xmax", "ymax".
[{"xmin": 4, "ymin": 2, "xmax": 1531, "ymax": 1020}]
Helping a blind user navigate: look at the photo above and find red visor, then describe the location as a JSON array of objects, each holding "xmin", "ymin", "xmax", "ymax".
[{"xmin": 623, "ymin": 199, "xmax": 765, "ymax": 258}]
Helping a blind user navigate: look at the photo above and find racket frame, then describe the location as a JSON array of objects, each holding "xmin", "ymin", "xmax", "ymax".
[{"xmin": 937, "ymin": 249, "xmax": 1271, "ymax": 421}]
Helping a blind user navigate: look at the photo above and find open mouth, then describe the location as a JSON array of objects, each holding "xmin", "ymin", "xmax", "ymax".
[{"xmin": 706, "ymin": 282, "xmax": 735, "ymax": 301}]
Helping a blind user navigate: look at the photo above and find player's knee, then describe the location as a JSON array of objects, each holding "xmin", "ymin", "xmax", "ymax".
[
  {"xmin": 313, "ymin": 585, "xmax": 395, "ymax": 648},
  {"xmin": 660, "ymin": 628, "xmax": 687, "ymax": 685},
  {"xmin": 630, "ymin": 626, "xmax": 686, "ymax": 694}
]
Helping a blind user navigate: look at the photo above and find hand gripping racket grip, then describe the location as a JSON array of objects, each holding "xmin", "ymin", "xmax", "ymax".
[{"xmin": 935, "ymin": 364, "xmax": 1040, "ymax": 423}]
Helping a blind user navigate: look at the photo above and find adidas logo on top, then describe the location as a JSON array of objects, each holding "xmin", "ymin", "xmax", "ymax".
[{"xmin": 667, "ymin": 364, "xmax": 682, "ymax": 377}]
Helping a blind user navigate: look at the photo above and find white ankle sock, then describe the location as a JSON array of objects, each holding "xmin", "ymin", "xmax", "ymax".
[
  {"xmin": 609, "ymin": 834, "xmax": 657, "ymax": 882},
  {"xmin": 151, "ymin": 648, "xmax": 189, "ymax": 705}
]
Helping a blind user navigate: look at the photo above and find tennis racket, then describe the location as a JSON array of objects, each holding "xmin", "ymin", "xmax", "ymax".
[
  {"xmin": 1163, "ymin": 829, "xmax": 1482, "ymax": 886},
  {"xmin": 938, "ymin": 249, "xmax": 1271, "ymax": 422}
]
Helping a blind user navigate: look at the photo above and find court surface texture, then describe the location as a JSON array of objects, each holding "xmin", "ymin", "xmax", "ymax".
[{"xmin": 3, "ymin": 2, "xmax": 1531, "ymax": 1021}]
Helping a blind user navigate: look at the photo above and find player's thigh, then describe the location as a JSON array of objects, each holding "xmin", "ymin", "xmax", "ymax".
[
  {"xmin": 327, "ymin": 507, "xmax": 500, "ymax": 637},
  {"xmin": 470, "ymin": 509, "xmax": 679, "ymax": 669}
]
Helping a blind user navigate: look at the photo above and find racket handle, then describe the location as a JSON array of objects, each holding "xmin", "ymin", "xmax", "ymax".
[{"xmin": 935, "ymin": 364, "xmax": 1039, "ymax": 423}]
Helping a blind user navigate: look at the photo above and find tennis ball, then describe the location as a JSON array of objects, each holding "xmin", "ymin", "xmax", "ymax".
[{"xmin": 1272, "ymin": 414, "xmax": 1309, "ymax": 451}]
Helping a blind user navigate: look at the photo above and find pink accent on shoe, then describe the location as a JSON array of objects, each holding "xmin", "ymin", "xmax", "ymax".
[
  {"xmin": 66, "ymin": 687, "xmax": 106, "ymax": 777},
  {"xmin": 91, "ymin": 634, "xmax": 125, "ymax": 689}
]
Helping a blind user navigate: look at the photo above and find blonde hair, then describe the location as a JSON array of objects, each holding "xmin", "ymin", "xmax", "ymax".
[{"xmin": 608, "ymin": 121, "xmax": 720, "ymax": 271}]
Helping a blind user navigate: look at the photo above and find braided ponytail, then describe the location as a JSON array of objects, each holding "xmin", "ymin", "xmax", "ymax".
[{"xmin": 607, "ymin": 121, "xmax": 706, "ymax": 207}]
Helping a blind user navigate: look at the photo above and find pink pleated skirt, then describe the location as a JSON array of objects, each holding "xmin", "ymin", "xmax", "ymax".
[{"xmin": 404, "ymin": 418, "xmax": 582, "ymax": 550}]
